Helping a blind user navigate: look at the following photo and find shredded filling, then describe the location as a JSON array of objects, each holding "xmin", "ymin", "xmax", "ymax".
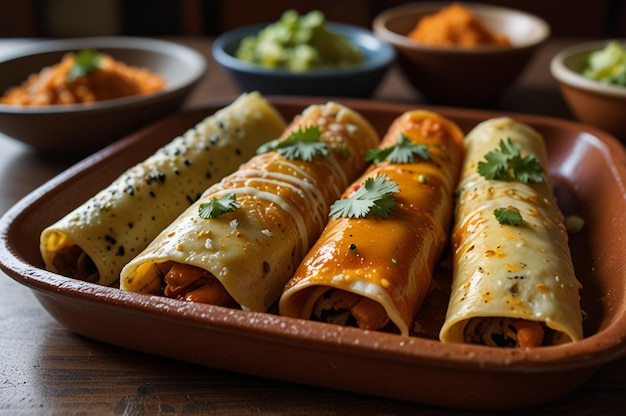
[
  {"xmin": 53, "ymin": 245, "xmax": 99, "ymax": 283},
  {"xmin": 311, "ymin": 289, "xmax": 390, "ymax": 331},
  {"xmin": 463, "ymin": 317, "xmax": 548, "ymax": 347},
  {"xmin": 162, "ymin": 263, "xmax": 239, "ymax": 307}
]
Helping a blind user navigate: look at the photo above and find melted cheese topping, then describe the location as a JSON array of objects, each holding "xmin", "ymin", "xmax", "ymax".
[
  {"xmin": 439, "ymin": 117, "xmax": 583, "ymax": 345},
  {"xmin": 40, "ymin": 92, "xmax": 287, "ymax": 286},
  {"xmin": 120, "ymin": 101, "xmax": 380, "ymax": 312},
  {"xmin": 279, "ymin": 110, "xmax": 465, "ymax": 336}
]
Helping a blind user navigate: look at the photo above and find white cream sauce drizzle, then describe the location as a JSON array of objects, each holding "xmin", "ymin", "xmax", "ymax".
[{"xmin": 211, "ymin": 186, "xmax": 310, "ymax": 257}]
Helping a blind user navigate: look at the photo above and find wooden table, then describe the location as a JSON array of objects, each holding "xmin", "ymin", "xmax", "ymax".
[{"xmin": 1, "ymin": 37, "xmax": 625, "ymax": 415}]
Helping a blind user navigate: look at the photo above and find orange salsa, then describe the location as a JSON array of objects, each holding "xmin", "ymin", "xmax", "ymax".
[
  {"xmin": 0, "ymin": 52, "xmax": 166, "ymax": 106},
  {"xmin": 407, "ymin": 3, "xmax": 510, "ymax": 47}
]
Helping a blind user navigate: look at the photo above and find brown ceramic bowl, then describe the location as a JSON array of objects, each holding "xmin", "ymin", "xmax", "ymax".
[
  {"xmin": 1, "ymin": 96, "xmax": 626, "ymax": 411},
  {"xmin": 550, "ymin": 39, "xmax": 626, "ymax": 140},
  {"xmin": 0, "ymin": 37, "xmax": 206, "ymax": 156},
  {"xmin": 373, "ymin": 2, "xmax": 550, "ymax": 106}
]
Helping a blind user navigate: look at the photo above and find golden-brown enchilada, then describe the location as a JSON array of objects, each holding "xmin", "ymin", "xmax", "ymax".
[
  {"xmin": 119, "ymin": 102, "xmax": 380, "ymax": 312},
  {"xmin": 439, "ymin": 117, "xmax": 583, "ymax": 347},
  {"xmin": 40, "ymin": 92, "xmax": 287, "ymax": 286},
  {"xmin": 279, "ymin": 110, "xmax": 464, "ymax": 336}
]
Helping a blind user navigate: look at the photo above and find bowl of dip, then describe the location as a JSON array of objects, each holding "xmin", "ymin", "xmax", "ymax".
[
  {"xmin": 0, "ymin": 36, "xmax": 206, "ymax": 156},
  {"xmin": 373, "ymin": 2, "xmax": 550, "ymax": 106},
  {"xmin": 551, "ymin": 39, "xmax": 626, "ymax": 139},
  {"xmin": 212, "ymin": 10, "xmax": 396, "ymax": 98}
]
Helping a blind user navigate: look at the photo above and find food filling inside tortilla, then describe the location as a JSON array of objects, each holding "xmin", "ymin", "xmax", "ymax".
[
  {"xmin": 311, "ymin": 289, "xmax": 391, "ymax": 331},
  {"xmin": 53, "ymin": 244, "xmax": 99, "ymax": 283},
  {"xmin": 158, "ymin": 262, "xmax": 239, "ymax": 307},
  {"xmin": 463, "ymin": 317, "xmax": 553, "ymax": 348}
]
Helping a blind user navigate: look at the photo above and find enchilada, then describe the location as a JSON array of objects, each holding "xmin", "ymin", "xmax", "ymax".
[
  {"xmin": 439, "ymin": 117, "xmax": 583, "ymax": 347},
  {"xmin": 279, "ymin": 110, "xmax": 464, "ymax": 336},
  {"xmin": 119, "ymin": 101, "xmax": 380, "ymax": 312},
  {"xmin": 40, "ymin": 92, "xmax": 286, "ymax": 286}
]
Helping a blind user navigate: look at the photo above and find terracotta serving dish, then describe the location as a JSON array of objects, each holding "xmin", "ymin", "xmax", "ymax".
[{"xmin": 1, "ymin": 97, "xmax": 625, "ymax": 411}]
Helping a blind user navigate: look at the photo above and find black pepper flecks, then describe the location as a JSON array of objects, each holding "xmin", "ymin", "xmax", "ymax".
[
  {"xmin": 116, "ymin": 246, "xmax": 125, "ymax": 256},
  {"xmin": 210, "ymin": 134, "xmax": 219, "ymax": 145},
  {"xmin": 235, "ymin": 148, "xmax": 242, "ymax": 156},
  {"xmin": 149, "ymin": 191, "xmax": 156, "ymax": 198}
]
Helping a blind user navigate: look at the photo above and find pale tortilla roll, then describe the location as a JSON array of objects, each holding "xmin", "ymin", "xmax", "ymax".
[
  {"xmin": 40, "ymin": 92, "xmax": 287, "ymax": 286},
  {"xmin": 119, "ymin": 102, "xmax": 380, "ymax": 312},
  {"xmin": 439, "ymin": 117, "xmax": 583, "ymax": 347},
  {"xmin": 279, "ymin": 110, "xmax": 465, "ymax": 336}
]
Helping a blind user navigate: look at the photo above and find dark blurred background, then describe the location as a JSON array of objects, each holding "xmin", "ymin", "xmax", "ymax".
[{"xmin": 2, "ymin": 0, "xmax": 626, "ymax": 38}]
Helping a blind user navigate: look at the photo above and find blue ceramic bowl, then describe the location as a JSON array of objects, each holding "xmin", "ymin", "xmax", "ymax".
[{"xmin": 212, "ymin": 22, "xmax": 396, "ymax": 98}]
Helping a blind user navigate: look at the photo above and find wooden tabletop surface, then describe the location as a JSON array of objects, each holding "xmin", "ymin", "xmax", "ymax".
[{"xmin": 1, "ymin": 37, "xmax": 625, "ymax": 415}]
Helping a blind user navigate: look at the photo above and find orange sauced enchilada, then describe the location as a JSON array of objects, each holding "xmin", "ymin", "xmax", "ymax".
[
  {"xmin": 439, "ymin": 117, "xmax": 583, "ymax": 347},
  {"xmin": 279, "ymin": 110, "xmax": 465, "ymax": 336},
  {"xmin": 40, "ymin": 92, "xmax": 287, "ymax": 286},
  {"xmin": 119, "ymin": 102, "xmax": 380, "ymax": 312}
]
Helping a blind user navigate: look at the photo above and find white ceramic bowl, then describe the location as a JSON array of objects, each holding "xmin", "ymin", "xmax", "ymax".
[{"xmin": 0, "ymin": 37, "xmax": 207, "ymax": 156}]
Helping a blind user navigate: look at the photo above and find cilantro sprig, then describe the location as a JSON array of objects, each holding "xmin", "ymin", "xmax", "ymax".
[
  {"xmin": 329, "ymin": 174, "xmax": 399, "ymax": 219},
  {"xmin": 198, "ymin": 193, "xmax": 239, "ymax": 219},
  {"xmin": 477, "ymin": 137, "xmax": 544, "ymax": 183},
  {"xmin": 365, "ymin": 132, "xmax": 430, "ymax": 164},
  {"xmin": 257, "ymin": 125, "xmax": 328, "ymax": 161},
  {"xmin": 67, "ymin": 49, "xmax": 103, "ymax": 81},
  {"xmin": 494, "ymin": 206, "xmax": 523, "ymax": 226}
]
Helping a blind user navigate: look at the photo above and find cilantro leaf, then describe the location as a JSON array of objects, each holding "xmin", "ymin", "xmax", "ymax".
[
  {"xmin": 365, "ymin": 132, "xmax": 430, "ymax": 164},
  {"xmin": 198, "ymin": 193, "xmax": 239, "ymax": 219},
  {"xmin": 510, "ymin": 154, "xmax": 544, "ymax": 183},
  {"xmin": 329, "ymin": 174, "xmax": 399, "ymax": 219},
  {"xmin": 256, "ymin": 125, "xmax": 328, "ymax": 161},
  {"xmin": 476, "ymin": 137, "xmax": 544, "ymax": 183},
  {"xmin": 67, "ymin": 49, "xmax": 103, "ymax": 81},
  {"xmin": 477, "ymin": 147, "xmax": 511, "ymax": 180},
  {"xmin": 494, "ymin": 206, "xmax": 523, "ymax": 226}
]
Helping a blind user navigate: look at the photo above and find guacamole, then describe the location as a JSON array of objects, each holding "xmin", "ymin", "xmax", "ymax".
[
  {"xmin": 235, "ymin": 10, "xmax": 364, "ymax": 72},
  {"xmin": 583, "ymin": 40, "xmax": 626, "ymax": 86}
]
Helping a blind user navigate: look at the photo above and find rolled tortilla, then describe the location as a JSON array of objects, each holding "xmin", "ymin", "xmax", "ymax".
[
  {"xmin": 279, "ymin": 110, "xmax": 465, "ymax": 336},
  {"xmin": 439, "ymin": 117, "xmax": 583, "ymax": 347},
  {"xmin": 119, "ymin": 102, "xmax": 380, "ymax": 312},
  {"xmin": 40, "ymin": 92, "xmax": 287, "ymax": 286}
]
